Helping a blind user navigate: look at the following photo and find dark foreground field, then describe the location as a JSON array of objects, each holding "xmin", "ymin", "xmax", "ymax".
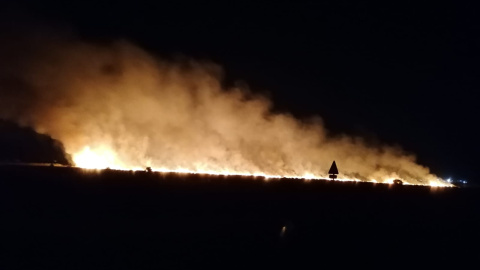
[{"xmin": 1, "ymin": 165, "xmax": 479, "ymax": 269}]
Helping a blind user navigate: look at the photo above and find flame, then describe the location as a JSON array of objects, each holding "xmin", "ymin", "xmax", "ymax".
[
  {"xmin": 73, "ymin": 146, "xmax": 122, "ymax": 170},
  {"xmin": 428, "ymin": 181, "xmax": 451, "ymax": 187},
  {"xmin": 73, "ymin": 145, "xmax": 453, "ymax": 187},
  {"xmin": 73, "ymin": 145, "xmax": 324, "ymax": 179}
]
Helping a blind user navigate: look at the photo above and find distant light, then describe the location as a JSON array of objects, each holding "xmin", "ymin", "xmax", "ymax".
[
  {"xmin": 280, "ymin": 226, "xmax": 287, "ymax": 237},
  {"xmin": 447, "ymin": 178, "xmax": 452, "ymax": 183}
]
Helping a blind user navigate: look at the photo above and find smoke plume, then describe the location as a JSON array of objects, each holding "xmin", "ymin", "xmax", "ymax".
[{"xmin": 0, "ymin": 23, "xmax": 446, "ymax": 185}]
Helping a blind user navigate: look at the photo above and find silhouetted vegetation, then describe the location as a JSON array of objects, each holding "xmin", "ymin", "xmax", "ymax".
[{"xmin": 0, "ymin": 120, "xmax": 71, "ymax": 165}]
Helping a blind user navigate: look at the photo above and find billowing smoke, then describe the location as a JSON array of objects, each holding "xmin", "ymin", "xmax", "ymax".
[{"xmin": 0, "ymin": 23, "xmax": 446, "ymax": 185}]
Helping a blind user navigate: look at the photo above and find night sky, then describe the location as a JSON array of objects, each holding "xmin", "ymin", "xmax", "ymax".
[{"xmin": 3, "ymin": 1, "xmax": 479, "ymax": 183}]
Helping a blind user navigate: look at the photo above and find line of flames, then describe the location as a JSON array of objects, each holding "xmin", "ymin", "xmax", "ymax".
[{"xmin": 72, "ymin": 146, "xmax": 453, "ymax": 187}]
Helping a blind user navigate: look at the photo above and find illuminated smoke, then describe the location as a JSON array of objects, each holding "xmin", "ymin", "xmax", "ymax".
[{"xmin": 0, "ymin": 23, "xmax": 448, "ymax": 186}]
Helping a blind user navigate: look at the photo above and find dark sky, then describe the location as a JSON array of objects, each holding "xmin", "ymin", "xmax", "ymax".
[{"xmin": 4, "ymin": 1, "xmax": 480, "ymax": 183}]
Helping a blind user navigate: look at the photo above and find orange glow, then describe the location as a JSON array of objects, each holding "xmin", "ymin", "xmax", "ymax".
[
  {"xmin": 73, "ymin": 146, "xmax": 122, "ymax": 170},
  {"xmin": 0, "ymin": 34, "xmax": 453, "ymax": 189},
  {"xmin": 72, "ymin": 145, "xmax": 453, "ymax": 187}
]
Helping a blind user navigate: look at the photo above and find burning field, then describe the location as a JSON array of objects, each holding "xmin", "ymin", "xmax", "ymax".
[{"xmin": 0, "ymin": 26, "xmax": 450, "ymax": 186}]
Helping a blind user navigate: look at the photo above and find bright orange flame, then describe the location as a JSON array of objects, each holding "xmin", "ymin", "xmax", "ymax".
[
  {"xmin": 72, "ymin": 145, "xmax": 452, "ymax": 187},
  {"xmin": 73, "ymin": 146, "xmax": 122, "ymax": 170}
]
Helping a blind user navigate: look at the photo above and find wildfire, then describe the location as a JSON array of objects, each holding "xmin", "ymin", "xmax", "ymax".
[
  {"xmin": 73, "ymin": 146, "xmax": 123, "ymax": 170},
  {"xmin": 73, "ymin": 146, "xmax": 326, "ymax": 180},
  {"xmin": 0, "ymin": 32, "xmax": 454, "ymax": 189},
  {"xmin": 72, "ymin": 146, "xmax": 452, "ymax": 187}
]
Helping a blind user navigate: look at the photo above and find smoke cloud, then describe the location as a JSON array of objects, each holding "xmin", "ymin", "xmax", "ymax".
[{"xmin": 0, "ymin": 22, "xmax": 446, "ymax": 185}]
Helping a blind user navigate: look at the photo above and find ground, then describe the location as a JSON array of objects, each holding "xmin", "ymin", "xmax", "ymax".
[{"xmin": 1, "ymin": 165, "xmax": 478, "ymax": 269}]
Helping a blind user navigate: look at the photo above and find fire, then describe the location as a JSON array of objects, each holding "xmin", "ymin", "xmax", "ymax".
[
  {"xmin": 73, "ymin": 146, "xmax": 122, "ymax": 170},
  {"xmin": 0, "ymin": 32, "xmax": 453, "ymax": 188},
  {"xmin": 72, "ymin": 145, "xmax": 453, "ymax": 187},
  {"xmin": 429, "ymin": 181, "xmax": 451, "ymax": 187},
  {"xmin": 73, "ymin": 145, "xmax": 322, "ymax": 179}
]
